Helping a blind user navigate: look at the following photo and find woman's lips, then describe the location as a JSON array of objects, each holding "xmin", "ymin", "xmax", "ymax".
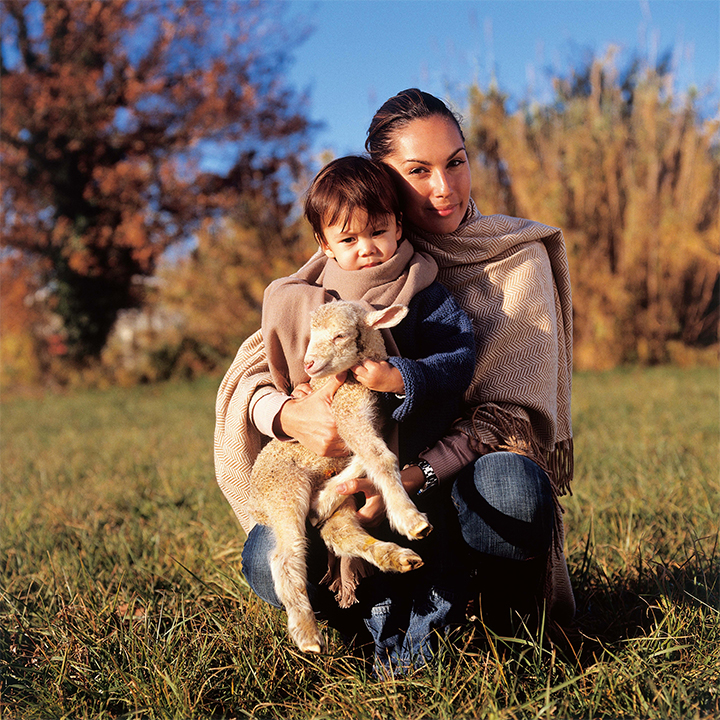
[{"xmin": 430, "ymin": 204, "xmax": 458, "ymax": 217}]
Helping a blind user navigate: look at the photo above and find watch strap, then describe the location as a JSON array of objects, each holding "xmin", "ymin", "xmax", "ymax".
[{"xmin": 413, "ymin": 459, "xmax": 439, "ymax": 497}]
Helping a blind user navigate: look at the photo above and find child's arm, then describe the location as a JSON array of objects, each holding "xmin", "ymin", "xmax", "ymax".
[{"xmin": 386, "ymin": 282, "xmax": 476, "ymax": 423}]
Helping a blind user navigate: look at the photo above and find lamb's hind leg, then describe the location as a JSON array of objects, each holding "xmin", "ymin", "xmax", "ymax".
[
  {"xmin": 268, "ymin": 509, "xmax": 325, "ymax": 654},
  {"xmin": 312, "ymin": 456, "xmax": 366, "ymax": 524},
  {"xmin": 320, "ymin": 498, "xmax": 424, "ymax": 573}
]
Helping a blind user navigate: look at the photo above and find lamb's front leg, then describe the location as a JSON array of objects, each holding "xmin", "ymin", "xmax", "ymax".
[{"xmin": 337, "ymin": 415, "xmax": 432, "ymax": 541}]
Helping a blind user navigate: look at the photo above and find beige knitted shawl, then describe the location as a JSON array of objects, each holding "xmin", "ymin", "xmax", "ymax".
[
  {"xmin": 406, "ymin": 199, "xmax": 575, "ymax": 622},
  {"xmin": 408, "ymin": 199, "xmax": 574, "ymax": 493}
]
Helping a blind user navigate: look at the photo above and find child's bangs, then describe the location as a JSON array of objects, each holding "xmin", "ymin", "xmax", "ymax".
[
  {"xmin": 325, "ymin": 177, "xmax": 398, "ymax": 231},
  {"xmin": 304, "ymin": 156, "xmax": 401, "ymax": 241}
]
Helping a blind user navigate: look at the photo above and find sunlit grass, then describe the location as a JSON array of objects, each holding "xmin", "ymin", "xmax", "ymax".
[{"xmin": 2, "ymin": 368, "xmax": 718, "ymax": 718}]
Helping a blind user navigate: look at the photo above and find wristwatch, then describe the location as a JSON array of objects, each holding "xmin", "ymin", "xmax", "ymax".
[{"xmin": 408, "ymin": 459, "xmax": 439, "ymax": 497}]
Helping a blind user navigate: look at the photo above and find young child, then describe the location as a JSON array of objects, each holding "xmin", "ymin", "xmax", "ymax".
[{"xmin": 257, "ymin": 155, "xmax": 476, "ymax": 467}]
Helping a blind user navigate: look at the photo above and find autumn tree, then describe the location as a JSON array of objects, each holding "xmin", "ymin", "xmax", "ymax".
[
  {"xmin": 1, "ymin": 0, "xmax": 312, "ymax": 362},
  {"xmin": 465, "ymin": 51, "xmax": 719, "ymax": 368},
  {"xmin": 0, "ymin": 253, "xmax": 47, "ymax": 388}
]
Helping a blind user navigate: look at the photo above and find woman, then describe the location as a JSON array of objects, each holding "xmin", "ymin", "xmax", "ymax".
[{"xmin": 215, "ymin": 89, "xmax": 575, "ymax": 673}]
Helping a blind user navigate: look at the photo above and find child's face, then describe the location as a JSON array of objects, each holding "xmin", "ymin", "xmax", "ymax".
[{"xmin": 321, "ymin": 211, "xmax": 401, "ymax": 271}]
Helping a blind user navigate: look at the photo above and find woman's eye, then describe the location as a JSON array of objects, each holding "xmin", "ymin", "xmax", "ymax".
[
  {"xmin": 449, "ymin": 158, "xmax": 467, "ymax": 168},
  {"xmin": 408, "ymin": 166, "xmax": 427, "ymax": 175}
]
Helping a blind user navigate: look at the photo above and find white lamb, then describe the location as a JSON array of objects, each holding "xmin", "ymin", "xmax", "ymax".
[{"xmin": 249, "ymin": 300, "xmax": 432, "ymax": 654}]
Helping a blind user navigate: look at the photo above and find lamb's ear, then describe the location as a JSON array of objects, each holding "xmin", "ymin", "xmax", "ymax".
[{"xmin": 365, "ymin": 304, "xmax": 408, "ymax": 330}]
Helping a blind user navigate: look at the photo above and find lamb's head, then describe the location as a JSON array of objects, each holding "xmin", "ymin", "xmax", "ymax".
[{"xmin": 303, "ymin": 301, "xmax": 408, "ymax": 379}]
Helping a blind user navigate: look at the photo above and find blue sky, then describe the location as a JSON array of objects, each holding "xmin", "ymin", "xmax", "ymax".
[{"xmin": 285, "ymin": 0, "xmax": 720, "ymax": 157}]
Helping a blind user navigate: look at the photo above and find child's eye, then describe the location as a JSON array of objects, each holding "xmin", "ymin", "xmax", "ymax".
[{"xmin": 372, "ymin": 228, "xmax": 387, "ymax": 237}]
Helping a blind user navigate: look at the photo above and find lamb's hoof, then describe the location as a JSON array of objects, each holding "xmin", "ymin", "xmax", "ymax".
[
  {"xmin": 290, "ymin": 623, "xmax": 325, "ymax": 654},
  {"xmin": 396, "ymin": 548, "xmax": 424, "ymax": 572},
  {"xmin": 374, "ymin": 545, "xmax": 424, "ymax": 573},
  {"xmin": 294, "ymin": 633, "xmax": 325, "ymax": 654},
  {"xmin": 299, "ymin": 640, "xmax": 323, "ymax": 654},
  {"xmin": 409, "ymin": 519, "xmax": 433, "ymax": 540}
]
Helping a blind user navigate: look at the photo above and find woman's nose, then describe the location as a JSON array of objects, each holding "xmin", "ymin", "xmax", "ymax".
[{"xmin": 431, "ymin": 169, "xmax": 451, "ymax": 196}]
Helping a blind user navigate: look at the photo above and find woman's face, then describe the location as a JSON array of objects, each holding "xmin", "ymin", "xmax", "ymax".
[{"xmin": 383, "ymin": 116, "xmax": 471, "ymax": 235}]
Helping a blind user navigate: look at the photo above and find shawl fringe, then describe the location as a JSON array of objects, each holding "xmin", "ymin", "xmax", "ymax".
[
  {"xmin": 320, "ymin": 553, "xmax": 374, "ymax": 609},
  {"xmin": 469, "ymin": 403, "xmax": 574, "ymax": 497}
]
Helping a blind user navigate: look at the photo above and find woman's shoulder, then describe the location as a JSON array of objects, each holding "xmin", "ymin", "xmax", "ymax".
[
  {"xmin": 456, "ymin": 211, "xmax": 566, "ymax": 272},
  {"xmin": 465, "ymin": 197, "xmax": 559, "ymax": 234},
  {"xmin": 406, "ymin": 281, "xmax": 472, "ymax": 326}
]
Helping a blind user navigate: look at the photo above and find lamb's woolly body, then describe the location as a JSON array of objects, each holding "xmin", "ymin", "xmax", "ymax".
[{"xmin": 249, "ymin": 301, "xmax": 431, "ymax": 654}]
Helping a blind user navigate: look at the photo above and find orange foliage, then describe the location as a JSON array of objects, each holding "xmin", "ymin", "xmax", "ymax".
[
  {"xmin": 465, "ymin": 53, "xmax": 719, "ymax": 368},
  {"xmin": 0, "ymin": 255, "xmax": 45, "ymax": 389},
  {"xmin": 1, "ymin": 0, "xmax": 311, "ymax": 360}
]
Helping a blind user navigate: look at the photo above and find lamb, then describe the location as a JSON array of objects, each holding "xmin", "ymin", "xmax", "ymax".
[{"xmin": 249, "ymin": 300, "xmax": 432, "ymax": 654}]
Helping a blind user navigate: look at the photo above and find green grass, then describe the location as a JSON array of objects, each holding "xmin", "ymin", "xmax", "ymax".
[{"xmin": 1, "ymin": 368, "xmax": 718, "ymax": 719}]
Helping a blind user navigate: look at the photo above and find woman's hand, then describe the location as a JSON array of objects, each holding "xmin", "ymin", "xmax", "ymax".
[
  {"xmin": 351, "ymin": 359, "xmax": 404, "ymax": 394},
  {"xmin": 336, "ymin": 465, "xmax": 426, "ymax": 527},
  {"xmin": 291, "ymin": 382, "xmax": 313, "ymax": 399},
  {"xmin": 275, "ymin": 372, "xmax": 349, "ymax": 457},
  {"xmin": 335, "ymin": 476, "xmax": 386, "ymax": 527}
]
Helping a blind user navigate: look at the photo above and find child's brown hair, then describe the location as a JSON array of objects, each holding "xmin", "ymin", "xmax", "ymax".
[{"xmin": 304, "ymin": 156, "xmax": 401, "ymax": 245}]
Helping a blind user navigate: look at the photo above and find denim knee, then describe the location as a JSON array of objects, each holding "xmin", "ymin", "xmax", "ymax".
[
  {"xmin": 241, "ymin": 523, "xmax": 343, "ymax": 614},
  {"xmin": 241, "ymin": 524, "xmax": 282, "ymax": 608},
  {"xmin": 451, "ymin": 452, "xmax": 553, "ymax": 560}
]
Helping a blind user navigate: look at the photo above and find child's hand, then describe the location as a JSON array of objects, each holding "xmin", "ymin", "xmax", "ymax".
[{"xmin": 351, "ymin": 359, "xmax": 404, "ymax": 394}]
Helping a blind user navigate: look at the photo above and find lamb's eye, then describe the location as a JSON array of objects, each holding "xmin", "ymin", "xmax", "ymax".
[{"xmin": 332, "ymin": 333, "xmax": 347, "ymax": 342}]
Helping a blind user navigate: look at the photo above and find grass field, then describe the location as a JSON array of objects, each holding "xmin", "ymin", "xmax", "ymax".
[{"xmin": 2, "ymin": 367, "xmax": 718, "ymax": 719}]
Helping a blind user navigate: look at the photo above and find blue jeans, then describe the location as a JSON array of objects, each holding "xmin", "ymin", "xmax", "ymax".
[{"xmin": 241, "ymin": 452, "xmax": 554, "ymax": 672}]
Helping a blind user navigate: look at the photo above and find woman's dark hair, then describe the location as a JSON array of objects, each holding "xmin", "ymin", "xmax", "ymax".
[
  {"xmin": 304, "ymin": 156, "xmax": 401, "ymax": 244},
  {"xmin": 365, "ymin": 88, "xmax": 465, "ymax": 161}
]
